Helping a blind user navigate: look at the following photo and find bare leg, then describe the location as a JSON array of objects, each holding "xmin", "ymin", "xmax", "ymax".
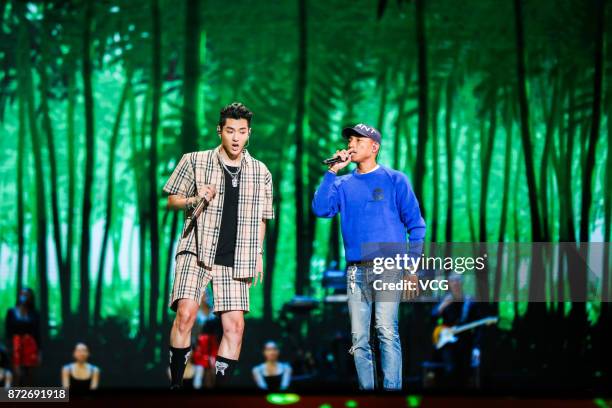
[
  {"xmin": 214, "ymin": 311, "xmax": 245, "ymax": 386},
  {"xmin": 217, "ymin": 311, "xmax": 245, "ymax": 359},
  {"xmin": 204, "ymin": 367, "xmax": 215, "ymax": 388},
  {"xmin": 170, "ymin": 299, "xmax": 199, "ymax": 348}
]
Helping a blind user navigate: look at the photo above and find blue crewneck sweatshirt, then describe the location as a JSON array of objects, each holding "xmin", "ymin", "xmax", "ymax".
[{"xmin": 312, "ymin": 165, "xmax": 426, "ymax": 262}]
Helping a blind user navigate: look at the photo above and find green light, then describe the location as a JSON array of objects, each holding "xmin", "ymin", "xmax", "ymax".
[
  {"xmin": 319, "ymin": 405, "xmax": 333, "ymax": 408},
  {"xmin": 593, "ymin": 399, "xmax": 610, "ymax": 408},
  {"xmin": 406, "ymin": 395, "xmax": 422, "ymax": 407},
  {"xmin": 266, "ymin": 393, "xmax": 301, "ymax": 405},
  {"xmin": 345, "ymin": 400, "xmax": 358, "ymax": 408}
]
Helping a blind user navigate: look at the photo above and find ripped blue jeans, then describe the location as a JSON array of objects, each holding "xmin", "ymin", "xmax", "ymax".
[{"xmin": 347, "ymin": 264, "xmax": 402, "ymax": 390}]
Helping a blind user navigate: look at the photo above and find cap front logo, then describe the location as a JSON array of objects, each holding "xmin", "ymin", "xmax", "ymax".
[{"xmin": 356, "ymin": 123, "xmax": 374, "ymax": 134}]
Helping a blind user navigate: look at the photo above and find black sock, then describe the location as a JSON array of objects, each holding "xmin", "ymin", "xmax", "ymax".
[
  {"xmin": 215, "ymin": 355, "xmax": 238, "ymax": 387},
  {"xmin": 169, "ymin": 345, "xmax": 191, "ymax": 388}
]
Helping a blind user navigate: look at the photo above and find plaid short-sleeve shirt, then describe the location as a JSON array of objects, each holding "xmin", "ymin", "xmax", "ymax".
[{"xmin": 163, "ymin": 146, "xmax": 274, "ymax": 279}]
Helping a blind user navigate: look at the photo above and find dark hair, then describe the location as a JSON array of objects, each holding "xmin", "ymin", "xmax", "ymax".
[
  {"xmin": 218, "ymin": 102, "xmax": 253, "ymax": 129},
  {"xmin": 16, "ymin": 287, "xmax": 36, "ymax": 311}
]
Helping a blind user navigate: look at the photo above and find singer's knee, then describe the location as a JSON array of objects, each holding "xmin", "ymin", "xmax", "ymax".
[
  {"xmin": 222, "ymin": 313, "xmax": 245, "ymax": 342},
  {"xmin": 175, "ymin": 299, "xmax": 198, "ymax": 333}
]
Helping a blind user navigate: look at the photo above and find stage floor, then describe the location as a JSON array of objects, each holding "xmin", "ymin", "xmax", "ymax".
[{"xmin": 65, "ymin": 390, "xmax": 609, "ymax": 408}]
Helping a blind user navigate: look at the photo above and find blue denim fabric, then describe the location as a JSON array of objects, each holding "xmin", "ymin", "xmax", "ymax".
[{"xmin": 347, "ymin": 264, "xmax": 402, "ymax": 390}]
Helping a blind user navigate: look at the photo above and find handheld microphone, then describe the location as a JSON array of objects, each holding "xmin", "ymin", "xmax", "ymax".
[
  {"xmin": 192, "ymin": 196, "xmax": 208, "ymax": 219},
  {"xmin": 322, "ymin": 150, "xmax": 354, "ymax": 166},
  {"xmin": 322, "ymin": 156, "xmax": 344, "ymax": 166},
  {"xmin": 185, "ymin": 196, "xmax": 208, "ymax": 236}
]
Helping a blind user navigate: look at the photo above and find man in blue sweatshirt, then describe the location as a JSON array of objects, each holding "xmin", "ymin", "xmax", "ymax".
[{"xmin": 312, "ymin": 123, "xmax": 426, "ymax": 390}]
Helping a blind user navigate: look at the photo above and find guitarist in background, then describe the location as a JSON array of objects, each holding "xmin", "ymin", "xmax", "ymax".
[{"xmin": 431, "ymin": 274, "xmax": 483, "ymax": 389}]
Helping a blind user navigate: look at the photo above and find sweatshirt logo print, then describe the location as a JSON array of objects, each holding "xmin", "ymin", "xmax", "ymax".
[{"xmin": 372, "ymin": 188, "xmax": 384, "ymax": 201}]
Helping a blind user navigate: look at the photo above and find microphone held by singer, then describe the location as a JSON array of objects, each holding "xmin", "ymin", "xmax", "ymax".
[
  {"xmin": 322, "ymin": 156, "xmax": 344, "ymax": 165},
  {"xmin": 322, "ymin": 150, "xmax": 354, "ymax": 166}
]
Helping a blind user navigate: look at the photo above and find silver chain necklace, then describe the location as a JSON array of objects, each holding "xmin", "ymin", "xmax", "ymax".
[{"xmin": 220, "ymin": 157, "xmax": 242, "ymax": 187}]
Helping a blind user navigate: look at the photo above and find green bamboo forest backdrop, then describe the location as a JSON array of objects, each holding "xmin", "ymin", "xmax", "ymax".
[{"xmin": 0, "ymin": 0, "xmax": 610, "ymax": 346}]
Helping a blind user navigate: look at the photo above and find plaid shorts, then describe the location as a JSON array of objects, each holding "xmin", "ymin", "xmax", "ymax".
[{"xmin": 169, "ymin": 251, "xmax": 251, "ymax": 313}]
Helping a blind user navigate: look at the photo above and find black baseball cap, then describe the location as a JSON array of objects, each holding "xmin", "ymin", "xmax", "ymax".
[{"xmin": 342, "ymin": 123, "xmax": 382, "ymax": 144}]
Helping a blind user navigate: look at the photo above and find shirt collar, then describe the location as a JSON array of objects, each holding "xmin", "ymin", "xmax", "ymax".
[
  {"xmin": 355, "ymin": 164, "xmax": 380, "ymax": 175},
  {"xmin": 214, "ymin": 145, "xmax": 252, "ymax": 168}
]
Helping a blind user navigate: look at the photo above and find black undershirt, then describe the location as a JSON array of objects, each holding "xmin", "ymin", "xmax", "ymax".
[{"xmin": 214, "ymin": 165, "xmax": 239, "ymax": 267}]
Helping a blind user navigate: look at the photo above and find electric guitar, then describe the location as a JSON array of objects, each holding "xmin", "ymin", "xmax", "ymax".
[{"xmin": 432, "ymin": 317, "xmax": 498, "ymax": 350}]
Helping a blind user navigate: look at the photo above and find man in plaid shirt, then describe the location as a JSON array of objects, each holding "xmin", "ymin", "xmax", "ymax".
[{"xmin": 164, "ymin": 103, "xmax": 274, "ymax": 389}]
